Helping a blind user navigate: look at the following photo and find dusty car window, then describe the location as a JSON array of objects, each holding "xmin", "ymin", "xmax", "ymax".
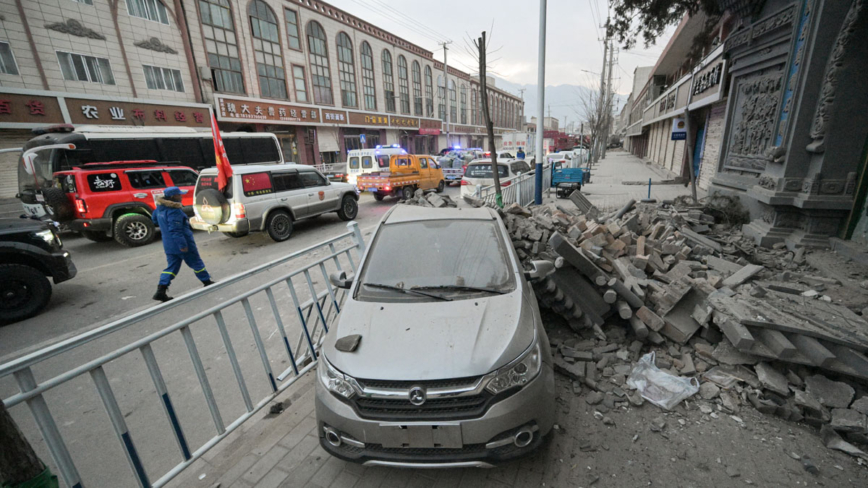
[{"xmin": 357, "ymin": 220, "xmax": 515, "ymax": 301}]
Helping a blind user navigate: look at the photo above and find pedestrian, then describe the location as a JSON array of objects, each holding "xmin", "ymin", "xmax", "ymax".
[
  {"xmin": 516, "ymin": 147, "xmax": 526, "ymax": 160},
  {"xmin": 152, "ymin": 187, "xmax": 214, "ymax": 302}
]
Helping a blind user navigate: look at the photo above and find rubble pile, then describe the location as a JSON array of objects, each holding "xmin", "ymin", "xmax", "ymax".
[
  {"xmin": 501, "ymin": 191, "xmax": 868, "ymax": 464},
  {"xmin": 399, "ymin": 189, "xmax": 458, "ymax": 208}
]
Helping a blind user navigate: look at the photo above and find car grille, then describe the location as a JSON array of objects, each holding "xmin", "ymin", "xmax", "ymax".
[
  {"xmin": 356, "ymin": 376, "xmax": 482, "ymax": 390},
  {"xmin": 353, "ymin": 393, "xmax": 492, "ymax": 420}
]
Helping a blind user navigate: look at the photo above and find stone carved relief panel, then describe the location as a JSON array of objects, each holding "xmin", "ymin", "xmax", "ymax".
[
  {"xmin": 44, "ymin": 19, "xmax": 105, "ymax": 40},
  {"xmin": 724, "ymin": 71, "xmax": 784, "ymax": 172}
]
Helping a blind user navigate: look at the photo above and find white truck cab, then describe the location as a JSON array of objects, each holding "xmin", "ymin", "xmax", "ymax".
[{"xmin": 346, "ymin": 146, "xmax": 407, "ymax": 187}]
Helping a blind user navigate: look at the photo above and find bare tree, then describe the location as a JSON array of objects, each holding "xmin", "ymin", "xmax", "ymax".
[
  {"xmin": 571, "ymin": 78, "xmax": 615, "ymax": 163},
  {"xmin": 1, "ymin": 402, "xmax": 46, "ymax": 485},
  {"xmin": 475, "ymin": 31, "xmax": 503, "ymax": 207}
]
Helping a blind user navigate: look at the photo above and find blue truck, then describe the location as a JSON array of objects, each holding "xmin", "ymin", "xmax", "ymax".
[{"xmin": 551, "ymin": 161, "xmax": 591, "ymax": 198}]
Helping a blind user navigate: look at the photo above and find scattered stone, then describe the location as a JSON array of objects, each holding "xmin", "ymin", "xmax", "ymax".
[
  {"xmin": 852, "ymin": 397, "xmax": 868, "ymax": 415},
  {"xmin": 830, "ymin": 409, "xmax": 867, "ymax": 433},
  {"xmin": 628, "ymin": 392, "xmax": 645, "ymax": 407},
  {"xmin": 805, "ymin": 375, "xmax": 855, "ymax": 409},
  {"xmin": 602, "ymin": 416, "xmax": 615, "ymax": 426},
  {"xmin": 585, "ymin": 391, "xmax": 604, "ymax": 405},
  {"xmin": 755, "ymin": 362, "xmax": 790, "ymax": 396},
  {"xmin": 700, "ymin": 382, "xmax": 721, "ymax": 400},
  {"xmin": 726, "ymin": 466, "xmax": 740, "ymax": 478},
  {"xmin": 650, "ymin": 417, "xmax": 666, "ymax": 432}
]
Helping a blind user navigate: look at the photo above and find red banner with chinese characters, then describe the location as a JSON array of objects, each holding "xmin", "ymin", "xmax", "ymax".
[{"xmin": 65, "ymin": 98, "xmax": 211, "ymax": 127}]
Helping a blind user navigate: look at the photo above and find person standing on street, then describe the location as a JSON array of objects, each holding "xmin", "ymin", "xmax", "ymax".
[
  {"xmin": 516, "ymin": 147, "xmax": 526, "ymax": 160},
  {"xmin": 152, "ymin": 187, "xmax": 214, "ymax": 302}
]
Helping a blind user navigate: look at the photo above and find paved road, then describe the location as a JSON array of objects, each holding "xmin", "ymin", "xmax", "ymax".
[{"xmin": 0, "ymin": 187, "xmax": 461, "ymax": 488}]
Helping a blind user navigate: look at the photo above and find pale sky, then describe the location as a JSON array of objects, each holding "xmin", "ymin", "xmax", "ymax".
[{"xmin": 331, "ymin": 0, "xmax": 674, "ymax": 96}]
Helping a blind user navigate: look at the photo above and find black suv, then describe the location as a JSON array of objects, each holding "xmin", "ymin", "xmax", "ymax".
[{"xmin": 0, "ymin": 219, "xmax": 77, "ymax": 324}]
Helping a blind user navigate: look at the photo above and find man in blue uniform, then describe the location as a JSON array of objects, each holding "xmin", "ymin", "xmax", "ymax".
[{"xmin": 152, "ymin": 187, "xmax": 214, "ymax": 302}]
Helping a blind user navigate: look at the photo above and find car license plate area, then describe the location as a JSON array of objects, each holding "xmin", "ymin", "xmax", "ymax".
[
  {"xmin": 367, "ymin": 187, "xmax": 378, "ymax": 192},
  {"xmin": 379, "ymin": 423, "xmax": 462, "ymax": 449}
]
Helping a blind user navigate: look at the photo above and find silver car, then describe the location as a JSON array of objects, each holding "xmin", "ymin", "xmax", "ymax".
[{"xmin": 316, "ymin": 205, "xmax": 556, "ymax": 468}]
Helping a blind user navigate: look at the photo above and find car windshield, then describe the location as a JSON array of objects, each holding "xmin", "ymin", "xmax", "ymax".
[
  {"xmin": 356, "ymin": 220, "xmax": 515, "ymax": 302},
  {"xmin": 466, "ymin": 164, "xmax": 509, "ymax": 179}
]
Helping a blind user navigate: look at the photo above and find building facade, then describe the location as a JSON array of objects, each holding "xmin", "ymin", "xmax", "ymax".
[{"xmin": 0, "ymin": 0, "xmax": 524, "ymax": 197}]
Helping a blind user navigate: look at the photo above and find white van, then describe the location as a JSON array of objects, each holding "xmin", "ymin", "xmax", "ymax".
[{"xmin": 346, "ymin": 145, "xmax": 407, "ymax": 186}]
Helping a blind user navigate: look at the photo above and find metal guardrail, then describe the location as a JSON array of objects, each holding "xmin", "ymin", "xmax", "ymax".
[
  {"xmin": 1, "ymin": 222, "xmax": 367, "ymax": 488},
  {"xmin": 474, "ymin": 164, "xmax": 553, "ymax": 208}
]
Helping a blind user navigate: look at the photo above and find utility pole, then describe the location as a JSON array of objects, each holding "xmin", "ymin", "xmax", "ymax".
[
  {"xmin": 594, "ymin": 26, "xmax": 609, "ymax": 164},
  {"xmin": 439, "ymin": 41, "xmax": 452, "ymax": 147},
  {"xmin": 477, "ymin": 32, "xmax": 503, "ymax": 207},
  {"xmin": 534, "ymin": 0, "xmax": 547, "ymax": 205},
  {"xmin": 602, "ymin": 41, "xmax": 615, "ymax": 160}
]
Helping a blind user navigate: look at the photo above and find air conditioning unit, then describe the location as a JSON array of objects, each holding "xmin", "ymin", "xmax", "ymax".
[{"xmin": 199, "ymin": 66, "xmax": 212, "ymax": 81}]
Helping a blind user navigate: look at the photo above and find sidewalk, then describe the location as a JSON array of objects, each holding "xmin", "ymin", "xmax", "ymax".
[{"xmin": 546, "ymin": 150, "xmax": 705, "ymax": 213}]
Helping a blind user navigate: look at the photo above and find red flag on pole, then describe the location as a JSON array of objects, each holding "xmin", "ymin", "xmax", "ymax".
[{"xmin": 210, "ymin": 112, "xmax": 233, "ymax": 191}]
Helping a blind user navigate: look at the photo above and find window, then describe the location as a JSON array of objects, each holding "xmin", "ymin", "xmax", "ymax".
[
  {"xmin": 248, "ymin": 1, "xmax": 286, "ymax": 99},
  {"xmin": 360, "ymin": 42, "xmax": 376, "ymax": 111},
  {"xmin": 449, "ymin": 80, "xmax": 457, "ymax": 123},
  {"xmin": 168, "ymin": 170, "xmax": 198, "ymax": 187},
  {"xmin": 471, "ymin": 88, "xmax": 477, "ymax": 125},
  {"xmin": 127, "ymin": 0, "xmax": 169, "ymax": 24},
  {"xmin": 382, "ymin": 50, "xmax": 395, "ymax": 112},
  {"xmin": 71, "ymin": 0, "xmax": 93, "ymax": 4},
  {"xmin": 336, "ymin": 33, "xmax": 358, "ymax": 107},
  {"xmin": 143, "ymin": 65, "xmax": 184, "ymax": 92},
  {"xmin": 127, "ymin": 171, "xmax": 166, "ymax": 189},
  {"xmin": 397, "ymin": 55, "xmax": 410, "ymax": 114},
  {"xmin": 362, "ymin": 156, "xmax": 373, "ymax": 168},
  {"xmin": 437, "ymin": 75, "xmax": 445, "ymax": 121},
  {"xmin": 419, "ymin": 157, "xmax": 428, "ymax": 169},
  {"xmin": 412, "ymin": 61, "xmax": 422, "ymax": 116},
  {"xmin": 271, "ymin": 171, "xmax": 304, "ymax": 191},
  {"xmin": 57, "ymin": 52, "xmax": 115, "ymax": 84},
  {"xmin": 291, "ymin": 65, "xmax": 308, "ymax": 103},
  {"xmin": 284, "ymin": 8, "xmax": 301, "ymax": 51},
  {"xmin": 460, "ymin": 84, "xmax": 467, "ymax": 125},
  {"xmin": 0, "ymin": 42, "xmax": 19, "ymax": 75},
  {"xmin": 424, "ymin": 65, "xmax": 433, "ymax": 118},
  {"xmin": 300, "ymin": 171, "xmax": 327, "ymax": 188},
  {"xmin": 200, "ymin": 0, "xmax": 244, "ymax": 93},
  {"xmin": 306, "ymin": 21, "xmax": 333, "ymax": 104}
]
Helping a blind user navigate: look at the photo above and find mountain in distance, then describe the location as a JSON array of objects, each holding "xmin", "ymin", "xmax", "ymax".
[{"xmin": 492, "ymin": 76, "xmax": 627, "ymax": 132}]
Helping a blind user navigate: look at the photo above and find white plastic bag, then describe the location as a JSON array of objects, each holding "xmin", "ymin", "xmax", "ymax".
[{"xmin": 626, "ymin": 352, "xmax": 700, "ymax": 410}]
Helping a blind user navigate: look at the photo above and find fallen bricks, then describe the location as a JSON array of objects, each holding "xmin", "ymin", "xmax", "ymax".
[{"xmin": 399, "ymin": 190, "xmax": 458, "ymax": 208}]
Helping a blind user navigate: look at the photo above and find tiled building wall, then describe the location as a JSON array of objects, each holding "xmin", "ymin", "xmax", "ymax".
[{"xmin": 698, "ymin": 101, "xmax": 726, "ymax": 191}]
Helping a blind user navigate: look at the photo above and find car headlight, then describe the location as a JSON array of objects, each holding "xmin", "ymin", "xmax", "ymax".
[
  {"xmin": 319, "ymin": 356, "xmax": 360, "ymax": 399},
  {"xmin": 485, "ymin": 340, "xmax": 542, "ymax": 395},
  {"xmin": 35, "ymin": 229, "xmax": 56, "ymax": 245}
]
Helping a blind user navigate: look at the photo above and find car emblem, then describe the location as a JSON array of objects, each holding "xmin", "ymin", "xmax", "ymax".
[
  {"xmin": 318, "ymin": 191, "xmax": 325, "ymax": 201},
  {"xmin": 408, "ymin": 386, "xmax": 426, "ymax": 406}
]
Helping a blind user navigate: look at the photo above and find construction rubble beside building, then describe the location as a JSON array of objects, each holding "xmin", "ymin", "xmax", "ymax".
[{"xmin": 432, "ymin": 190, "xmax": 868, "ymax": 467}]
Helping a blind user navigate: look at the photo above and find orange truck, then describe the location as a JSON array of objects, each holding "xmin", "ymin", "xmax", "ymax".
[{"xmin": 356, "ymin": 154, "xmax": 446, "ymax": 201}]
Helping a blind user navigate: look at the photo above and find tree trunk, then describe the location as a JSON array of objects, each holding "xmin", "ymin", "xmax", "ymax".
[
  {"xmin": 478, "ymin": 32, "xmax": 502, "ymax": 207},
  {"xmin": 0, "ymin": 401, "xmax": 45, "ymax": 485}
]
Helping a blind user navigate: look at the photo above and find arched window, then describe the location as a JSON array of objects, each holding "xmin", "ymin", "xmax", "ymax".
[
  {"xmin": 437, "ymin": 75, "xmax": 446, "ymax": 121},
  {"xmin": 471, "ymin": 88, "xmax": 477, "ymax": 125},
  {"xmin": 397, "ymin": 55, "xmax": 410, "ymax": 114},
  {"xmin": 382, "ymin": 50, "xmax": 395, "ymax": 112},
  {"xmin": 449, "ymin": 79, "xmax": 457, "ymax": 123},
  {"xmin": 460, "ymin": 84, "xmax": 467, "ymax": 124},
  {"xmin": 199, "ymin": 0, "xmax": 243, "ymax": 93},
  {"xmin": 424, "ymin": 65, "xmax": 433, "ymax": 118},
  {"xmin": 306, "ymin": 21, "xmax": 333, "ymax": 104},
  {"xmin": 412, "ymin": 61, "xmax": 422, "ymax": 116},
  {"xmin": 336, "ymin": 32, "xmax": 357, "ymax": 107},
  {"xmin": 360, "ymin": 42, "xmax": 376, "ymax": 110},
  {"xmin": 248, "ymin": 1, "xmax": 286, "ymax": 99}
]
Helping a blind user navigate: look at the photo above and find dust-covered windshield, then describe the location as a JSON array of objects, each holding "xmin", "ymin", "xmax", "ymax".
[{"xmin": 356, "ymin": 219, "xmax": 515, "ymax": 301}]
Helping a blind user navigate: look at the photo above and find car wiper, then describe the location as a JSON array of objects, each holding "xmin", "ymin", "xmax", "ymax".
[
  {"xmin": 362, "ymin": 283, "xmax": 452, "ymax": 301},
  {"xmin": 412, "ymin": 285, "xmax": 508, "ymax": 295}
]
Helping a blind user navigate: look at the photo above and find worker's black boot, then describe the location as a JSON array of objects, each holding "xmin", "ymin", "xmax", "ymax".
[
  {"xmin": 201, "ymin": 279, "xmax": 216, "ymax": 287},
  {"xmin": 153, "ymin": 285, "xmax": 173, "ymax": 302}
]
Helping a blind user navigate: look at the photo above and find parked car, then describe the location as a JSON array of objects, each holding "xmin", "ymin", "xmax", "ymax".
[
  {"xmin": 357, "ymin": 154, "xmax": 445, "ymax": 201},
  {"xmin": 51, "ymin": 161, "xmax": 198, "ymax": 247},
  {"xmin": 325, "ymin": 163, "xmax": 349, "ymax": 183},
  {"xmin": 189, "ymin": 164, "xmax": 359, "ymax": 242},
  {"xmin": 460, "ymin": 159, "xmax": 532, "ymax": 198},
  {"xmin": 316, "ymin": 205, "xmax": 556, "ymax": 467},
  {"xmin": 0, "ymin": 219, "xmax": 77, "ymax": 324}
]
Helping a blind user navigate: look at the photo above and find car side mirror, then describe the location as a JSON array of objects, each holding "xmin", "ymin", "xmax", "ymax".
[
  {"xmin": 330, "ymin": 271, "xmax": 352, "ymax": 289},
  {"xmin": 525, "ymin": 260, "xmax": 554, "ymax": 280}
]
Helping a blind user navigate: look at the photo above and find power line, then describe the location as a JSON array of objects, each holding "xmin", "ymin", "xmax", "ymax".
[
  {"xmin": 346, "ymin": 0, "xmax": 445, "ymax": 45},
  {"xmin": 367, "ymin": 0, "xmax": 453, "ymax": 43}
]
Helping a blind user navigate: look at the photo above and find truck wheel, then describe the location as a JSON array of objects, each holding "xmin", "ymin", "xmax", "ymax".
[
  {"xmin": 266, "ymin": 210, "xmax": 293, "ymax": 242},
  {"xmin": 373, "ymin": 193, "xmax": 385, "ymax": 201},
  {"xmin": 114, "ymin": 214, "xmax": 156, "ymax": 247},
  {"xmin": 401, "ymin": 186, "xmax": 415, "ymax": 200},
  {"xmin": 81, "ymin": 230, "xmax": 112, "ymax": 242},
  {"xmin": 0, "ymin": 264, "xmax": 52, "ymax": 324},
  {"xmin": 436, "ymin": 180, "xmax": 445, "ymax": 193},
  {"xmin": 337, "ymin": 195, "xmax": 358, "ymax": 221},
  {"xmin": 42, "ymin": 187, "xmax": 75, "ymax": 222}
]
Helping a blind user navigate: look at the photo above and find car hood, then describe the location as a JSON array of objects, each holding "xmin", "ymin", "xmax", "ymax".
[
  {"xmin": 324, "ymin": 290, "xmax": 534, "ymax": 381},
  {"xmin": 0, "ymin": 218, "xmax": 50, "ymax": 236}
]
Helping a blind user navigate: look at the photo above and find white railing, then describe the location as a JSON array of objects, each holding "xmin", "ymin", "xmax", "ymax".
[{"xmin": 474, "ymin": 163, "xmax": 552, "ymax": 208}]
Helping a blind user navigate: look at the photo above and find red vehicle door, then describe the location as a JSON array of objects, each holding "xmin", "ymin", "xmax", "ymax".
[
  {"xmin": 124, "ymin": 169, "xmax": 168, "ymax": 212},
  {"xmin": 164, "ymin": 168, "xmax": 199, "ymax": 207}
]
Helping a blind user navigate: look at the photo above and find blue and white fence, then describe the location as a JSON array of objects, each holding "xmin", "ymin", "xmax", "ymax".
[
  {"xmin": 474, "ymin": 163, "xmax": 552, "ymax": 208},
  {"xmin": 0, "ymin": 222, "xmax": 366, "ymax": 488}
]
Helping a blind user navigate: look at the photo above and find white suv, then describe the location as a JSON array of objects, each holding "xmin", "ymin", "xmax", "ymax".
[{"xmin": 190, "ymin": 164, "xmax": 359, "ymax": 241}]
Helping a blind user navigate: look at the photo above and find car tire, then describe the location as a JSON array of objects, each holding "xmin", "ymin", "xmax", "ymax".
[
  {"xmin": 113, "ymin": 213, "xmax": 156, "ymax": 247},
  {"xmin": 373, "ymin": 193, "xmax": 385, "ymax": 201},
  {"xmin": 266, "ymin": 210, "xmax": 293, "ymax": 242},
  {"xmin": 81, "ymin": 230, "xmax": 112, "ymax": 242},
  {"xmin": 42, "ymin": 187, "xmax": 75, "ymax": 222},
  {"xmin": 436, "ymin": 180, "xmax": 445, "ymax": 193},
  {"xmin": 337, "ymin": 195, "xmax": 358, "ymax": 221},
  {"xmin": 401, "ymin": 186, "xmax": 415, "ymax": 200},
  {"xmin": 0, "ymin": 264, "xmax": 52, "ymax": 325},
  {"xmin": 222, "ymin": 231, "xmax": 248, "ymax": 238}
]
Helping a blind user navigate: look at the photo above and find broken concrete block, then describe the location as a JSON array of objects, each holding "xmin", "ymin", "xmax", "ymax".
[
  {"xmin": 691, "ymin": 304, "xmax": 712, "ymax": 327},
  {"xmin": 794, "ymin": 389, "xmax": 829, "ymax": 420},
  {"xmin": 852, "ymin": 397, "xmax": 868, "ymax": 415},
  {"xmin": 755, "ymin": 362, "xmax": 790, "ymax": 396},
  {"xmin": 721, "ymin": 264, "xmax": 764, "ymax": 288},
  {"xmin": 699, "ymin": 382, "xmax": 720, "ymax": 400},
  {"xmin": 554, "ymin": 357, "xmax": 586, "ymax": 381},
  {"xmin": 830, "ymin": 409, "xmax": 868, "ymax": 433},
  {"xmin": 636, "ymin": 306, "xmax": 665, "ymax": 331},
  {"xmin": 805, "ymin": 375, "xmax": 855, "ymax": 409},
  {"xmin": 712, "ymin": 341, "xmax": 760, "ymax": 365}
]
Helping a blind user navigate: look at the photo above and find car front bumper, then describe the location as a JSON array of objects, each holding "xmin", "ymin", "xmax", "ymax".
[
  {"xmin": 50, "ymin": 251, "xmax": 77, "ymax": 284},
  {"xmin": 189, "ymin": 217, "xmax": 251, "ymax": 234},
  {"xmin": 314, "ymin": 364, "xmax": 555, "ymax": 467}
]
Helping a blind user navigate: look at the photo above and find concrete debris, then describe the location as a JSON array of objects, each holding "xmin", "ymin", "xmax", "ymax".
[
  {"xmin": 399, "ymin": 191, "xmax": 458, "ymax": 208},
  {"xmin": 805, "ymin": 375, "xmax": 855, "ymax": 409}
]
